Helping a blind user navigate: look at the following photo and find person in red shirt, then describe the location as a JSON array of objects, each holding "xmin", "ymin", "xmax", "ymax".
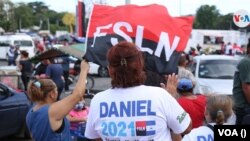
[
  {"xmin": 37, "ymin": 41, "xmax": 45, "ymax": 53},
  {"xmin": 177, "ymin": 78, "xmax": 206, "ymax": 129},
  {"xmin": 35, "ymin": 40, "xmax": 45, "ymax": 54}
]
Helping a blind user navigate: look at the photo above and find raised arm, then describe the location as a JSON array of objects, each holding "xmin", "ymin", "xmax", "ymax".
[{"xmin": 48, "ymin": 60, "xmax": 89, "ymax": 131}]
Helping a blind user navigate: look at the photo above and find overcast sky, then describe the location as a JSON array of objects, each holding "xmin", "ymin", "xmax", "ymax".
[{"xmin": 11, "ymin": 0, "xmax": 250, "ymax": 17}]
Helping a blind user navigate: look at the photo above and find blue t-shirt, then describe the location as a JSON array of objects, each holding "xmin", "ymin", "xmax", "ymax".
[
  {"xmin": 46, "ymin": 64, "xmax": 64, "ymax": 86},
  {"xmin": 61, "ymin": 57, "xmax": 71, "ymax": 71},
  {"xmin": 26, "ymin": 105, "xmax": 72, "ymax": 141}
]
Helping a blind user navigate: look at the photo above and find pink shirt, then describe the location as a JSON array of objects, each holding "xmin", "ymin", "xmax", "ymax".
[
  {"xmin": 69, "ymin": 107, "xmax": 89, "ymax": 131},
  {"xmin": 69, "ymin": 107, "xmax": 89, "ymax": 119}
]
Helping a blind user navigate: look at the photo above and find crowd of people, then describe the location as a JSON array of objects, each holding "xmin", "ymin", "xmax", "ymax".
[
  {"xmin": 5, "ymin": 37, "xmax": 73, "ymax": 99},
  {"xmin": 33, "ymin": 34, "xmax": 83, "ymax": 55},
  {"xmin": 21, "ymin": 39, "xmax": 250, "ymax": 141},
  {"xmin": 26, "ymin": 61, "xmax": 89, "ymax": 141},
  {"xmin": 185, "ymin": 40, "xmax": 245, "ymax": 67}
]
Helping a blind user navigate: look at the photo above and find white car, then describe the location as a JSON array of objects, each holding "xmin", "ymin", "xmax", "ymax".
[
  {"xmin": 190, "ymin": 55, "xmax": 240, "ymax": 96},
  {"xmin": 0, "ymin": 34, "xmax": 36, "ymax": 59},
  {"xmin": 88, "ymin": 62, "xmax": 109, "ymax": 77},
  {"xmin": 69, "ymin": 56, "xmax": 109, "ymax": 77}
]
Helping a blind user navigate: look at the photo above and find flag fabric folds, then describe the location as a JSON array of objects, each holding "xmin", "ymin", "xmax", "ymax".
[{"xmin": 85, "ymin": 4, "xmax": 194, "ymax": 74}]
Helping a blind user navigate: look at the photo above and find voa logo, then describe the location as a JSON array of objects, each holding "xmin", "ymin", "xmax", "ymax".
[{"xmin": 233, "ymin": 10, "xmax": 250, "ymax": 28}]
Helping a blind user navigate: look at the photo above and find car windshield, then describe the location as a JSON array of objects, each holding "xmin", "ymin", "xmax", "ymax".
[{"xmin": 198, "ymin": 59, "xmax": 238, "ymax": 79}]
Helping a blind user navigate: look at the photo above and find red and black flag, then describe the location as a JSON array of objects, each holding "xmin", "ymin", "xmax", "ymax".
[{"xmin": 85, "ymin": 4, "xmax": 194, "ymax": 74}]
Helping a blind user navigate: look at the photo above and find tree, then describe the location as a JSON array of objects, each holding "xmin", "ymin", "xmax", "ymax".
[
  {"xmin": 0, "ymin": 0, "xmax": 68, "ymax": 33},
  {"xmin": 62, "ymin": 13, "xmax": 75, "ymax": 33},
  {"xmin": 57, "ymin": 12, "xmax": 67, "ymax": 26},
  {"xmin": 214, "ymin": 13, "xmax": 233, "ymax": 30},
  {"xmin": 194, "ymin": 5, "xmax": 220, "ymax": 29},
  {"xmin": 27, "ymin": 2, "xmax": 49, "ymax": 29},
  {"xmin": 14, "ymin": 3, "xmax": 34, "ymax": 30},
  {"xmin": 0, "ymin": 0, "xmax": 12, "ymax": 19},
  {"xmin": 47, "ymin": 10, "xmax": 58, "ymax": 25},
  {"xmin": 0, "ymin": 0, "xmax": 15, "ymax": 31},
  {"xmin": 27, "ymin": 1, "xmax": 48, "ymax": 14},
  {"xmin": 0, "ymin": 20, "xmax": 11, "ymax": 31}
]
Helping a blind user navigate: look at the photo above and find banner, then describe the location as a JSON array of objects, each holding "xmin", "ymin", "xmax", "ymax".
[{"xmin": 85, "ymin": 4, "xmax": 194, "ymax": 74}]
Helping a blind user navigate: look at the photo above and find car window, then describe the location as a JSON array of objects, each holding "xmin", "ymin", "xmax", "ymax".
[
  {"xmin": 0, "ymin": 42, "xmax": 9, "ymax": 47},
  {"xmin": 14, "ymin": 40, "xmax": 33, "ymax": 47},
  {"xmin": 198, "ymin": 59, "xmax": 238, "ymax": 79},
  {"xmin": 0, "ymin": 86, "xmax": 5, "ymax": 95},
  {"xmin": 0, "ymin": 84, "xmax": 9, "ymax": 99}
]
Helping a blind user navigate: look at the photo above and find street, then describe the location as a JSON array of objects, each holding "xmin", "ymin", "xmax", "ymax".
[{"xmin": 62, "ymin": 75, "xmax": 111, "ymax": 106}]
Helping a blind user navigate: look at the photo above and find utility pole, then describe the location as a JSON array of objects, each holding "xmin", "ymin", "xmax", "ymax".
[
  {"xmin": 179, "ymin": 0, "xmax": 182, "ymax": 16},
  {"xmin": 19, "ymin": 18, "xmax": 22, "ymax": 31},
  {"xmin": 3, "ymin": 3, "xmax": 10, "ymax": 21},
  {"xmin": 125, "ymin": 0, "xmax": 131, "ymax": 5},
  {"xmin": 47, "ymin": 18, "xmax": 50, "ymax": 31}
]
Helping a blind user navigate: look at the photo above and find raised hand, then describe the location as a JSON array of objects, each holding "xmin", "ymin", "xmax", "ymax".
[{"xmin": 160, "ymin": 73, "xmax": 178, "ymax": 98}]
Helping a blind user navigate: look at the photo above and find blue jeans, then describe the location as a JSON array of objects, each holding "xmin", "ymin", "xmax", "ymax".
[
  {"xmin": 8, "ymin": 57, "xmax": 15, "ymax": 66},
  {"xmin": 70, "ymin": 123, "xmax": 91, "ymax": 141}
]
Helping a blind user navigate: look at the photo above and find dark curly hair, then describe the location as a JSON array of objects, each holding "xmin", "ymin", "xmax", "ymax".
[
  {"xmin": 20, "ymin": 50, "xmax": 29, "ymax": 58},
  {"xmin": 107, "ymin": 41, "xmax": 146, "ymax": 88}
]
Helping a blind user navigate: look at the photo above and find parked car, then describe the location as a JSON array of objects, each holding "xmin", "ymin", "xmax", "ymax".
[
  {"xmin": 70, "ymin": 57, "xmax": 109, "ymax": 77},
  {"xmin": 88, "ymin": 62, "xmax": 109, "ymax": 77},
  {"xmin": 189, "ymin": 55, "xmax": 240, "ymax": 96},
  {"xmin": 0, "ymin": 82, "xmax": 32, "ymax": 139}
]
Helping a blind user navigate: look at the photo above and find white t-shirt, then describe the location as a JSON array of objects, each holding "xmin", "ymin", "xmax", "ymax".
[
  {"xmin": 225, "ymin": 44, "xmax": 232, "ymax": 55},
  {"xmin": 85, "ymin": 85, "xmax": 191, "ymax": 141},
  {"xmin": 182, "ymin": 125, "xmax": 214, "ymax": 141}
]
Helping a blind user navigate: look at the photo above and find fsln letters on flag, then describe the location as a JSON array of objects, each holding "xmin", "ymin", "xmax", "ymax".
[{"xmin": 85, "ymin": 4, "xmax": 194, "ymax": 74}]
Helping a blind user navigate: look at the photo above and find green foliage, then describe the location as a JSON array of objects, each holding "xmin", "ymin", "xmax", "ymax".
[
  {"xmin": 50, "ymin": 24, "xmax": 67, "ymax": 34},
  {"xmin": 0, "ymin": 1, "xmax": 69, "ymax": 33},
  {"xmin": 0, "ymin": 2, "xmax": 247, "ymax": 33},
  {"xmin": 14, "ymin": 3, "xmax": 34, "ymax": 29},
  {"xmin": 194, "ymin": 5, "xmax": 220, "ymax": 29},
  {"xmin": 0, "ymin": 20, "xmax": 11, "ymax": 31},
  {"xmin": 27, "ymin": 1, "xmax": 48, "ymax": 14},
  {"xmin": 215, "ymin": 13, "xmax": 233, "ymax": 30},
  {"xmin": 49, "ymin": 24, "xmax": 59, "ymax": 35},
  {"xmin": 0, "ymin": 0, "xmax": 15, "ymax": 31}
]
